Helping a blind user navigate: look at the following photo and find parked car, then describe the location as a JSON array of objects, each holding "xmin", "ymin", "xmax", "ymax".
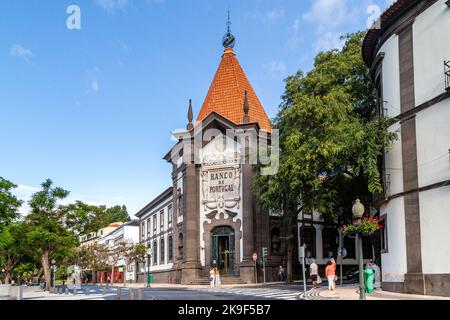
[{"xmin": 346, "ymin": 268, "xmax": 359, "ymax": 282}]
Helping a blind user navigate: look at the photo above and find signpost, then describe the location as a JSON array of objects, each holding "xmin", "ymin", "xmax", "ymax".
[
  {"xmin": 298, "ymin": 245, "xmax": 306, "ymax": 297},
  {"xmin": 261, "ymin": 247, "xmax": 268, "ymax": 284},
  {"xmin": 252, "ymin": 252, "xmax": 258, "ymax": 284}
]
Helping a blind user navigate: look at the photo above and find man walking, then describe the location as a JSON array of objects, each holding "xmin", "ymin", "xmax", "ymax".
[{"xmin": 309, "ymin": 259, "xmax": 319, "ymax": 289}]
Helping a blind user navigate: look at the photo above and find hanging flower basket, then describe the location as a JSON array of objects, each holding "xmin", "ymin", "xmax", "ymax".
[{"xmin": 342, "ymin": 216, "xmax": 383, "ymax": 237}]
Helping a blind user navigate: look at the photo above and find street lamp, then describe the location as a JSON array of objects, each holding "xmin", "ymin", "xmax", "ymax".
[
  {"xmin": 51, "ymin": 259, "xmax": 56, "ymax": 289},
  {"xmin": 352, "ymin": 199, "xmax": 366, "ymax": 300},
  {"xmin": 146, "ymin": 239, "xmax": 151, "ymax": 288}
]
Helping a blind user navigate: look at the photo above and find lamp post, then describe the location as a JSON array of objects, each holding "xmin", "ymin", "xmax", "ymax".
[
  {"xmin": 51, "ymin": 259, "xmax": 56, "ymax": 290},
  {"xmin": 352, "ymin": 199, "xmax": 366, "ymax": 300},
  {"xmin": 146, "ymin": 238, "xmax": 151, "ymax": 288}
]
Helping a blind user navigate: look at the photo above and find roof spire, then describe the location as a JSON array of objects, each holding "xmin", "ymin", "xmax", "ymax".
[
  {"xmin": 187, "ymin": 99, "xmax": 194, "ymax": 130},
  {"xmin": 222, "ymin": 9, "xmax": 236, "ymax": 49},
  {"xmin": 243, "ymin": 91, "xmax": 250, "ymax": 124}
]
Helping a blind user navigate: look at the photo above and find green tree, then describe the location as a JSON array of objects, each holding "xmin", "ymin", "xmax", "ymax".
[
  {"xmin": 0, "ymin": 177, "xmax": 22, "ymax": 230},
  {"xmin": 0, "ymin": 222, "xmax": 29, "ymax": 284},
  {"xmin": 26, "ymin": 179, "xmax": 78, "ymax": 290},
  {"xmin": 253, "ymin": 32, "xmax": 397, "ymax": 282}
]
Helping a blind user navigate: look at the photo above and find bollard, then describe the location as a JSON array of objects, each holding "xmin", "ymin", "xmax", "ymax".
[
  {"xmin": 102, "ymin": 286, "xmax": 107, "ymax": 295},
  {"xmin": 58, "ymin": 288, "xmax": 63, "ymax": 294},
  {"xmin": 65, "ymin": 288, "xmax": 69, "ymax": 295},
  {"xmin": 85, "ymin": 288, "xmax": 90, "ymax": 295},
  {"xmin": 138, "ymin": 288, "xmax": 144, "ymax": 300},
  {"xmin": 128, "ymin": 288, "xmax": 134, "ymax": 300},
  {"xmin": 115, "ymin": 288, "xmax": 121, "ymax": 300},
  {"xmin": 17, "ymin": 286, "xmax": 23, "ymax": 300},
  {"xmin": 73, "ymin": 288, "xmax": 77, "ymax": 295}
]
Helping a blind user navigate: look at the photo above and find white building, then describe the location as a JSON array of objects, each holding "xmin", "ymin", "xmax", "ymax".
[
  {"xmin": 135, "ymin": 188, "xmax": 175, "ymax": 283},
  {"xmin": 362, "ymin": 0, "xmax": 450, "ymax": 296},
  {"xmin": 97, "ymin": 220, "xmax": 140, "ymax": 283}
]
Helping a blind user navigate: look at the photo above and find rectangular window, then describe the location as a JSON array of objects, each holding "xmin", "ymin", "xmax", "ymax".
[
  {"xmin": 141, "ymin": 222, "xmax": 145, "ymax": 240},
  {"xmin": 168, "ymin": 205, "xmax": 173, "ymax": 228},
  {"xmin": 153, "ymin": 241, "xmax": 157, "ymax": 265},
  {"xmin": 380, "ymin": 214, "xmax": 388, "ymax": 253},
  {"xmin": 160, "ymin": 238, "xmax": 165, "ymax": 264},
  {"xmin": 178, "ymin": 189, "xmax": 183, "ymax": 217},
  {"xmin": 153, "ymin": 215, "xmax": 157, "ymax": 235},
  {"xmin": 160, "ymin": 210, "xmax": 164, "ymax": 231},
  {"xmin": 147, "ymin": 218, "xmax": 151, "ymax": 237},
  {"xmin": 168, "ymin": 236, "xmax": 173, "ymax": 261}
]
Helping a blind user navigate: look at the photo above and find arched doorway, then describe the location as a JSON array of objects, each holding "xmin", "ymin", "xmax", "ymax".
[{"xmin": 211, "ymin": 226, "xmax": 235, "ymax": 276}]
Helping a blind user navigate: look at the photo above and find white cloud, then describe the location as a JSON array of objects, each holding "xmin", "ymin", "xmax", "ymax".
[
  {"xmin": 302, "ymin": 0, "xmax": 362, "ymax": 52},
  {"xmin": 95, "ymin": 0, "xmax": 129, "ymax": 13},
  {"xmin": 10, "ymin": 44, "xmax": 33, "ymax": 62},
  {"xmin": 286, "ymin": 18, "xmax": 304, "ymax": 51},
  {"xmin": 263, "ymin": 8, "xmax": 285, "ymax": 25},
  {"xmin": 91, "ymin": 80, "xmax": 100, "ymax": 92},
  {"xmin": 263, "ymin": 60, "xmax": 287, "ymax": 77}
]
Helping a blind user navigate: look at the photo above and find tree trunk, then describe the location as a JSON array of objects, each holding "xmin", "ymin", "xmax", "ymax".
[
  {"xmin": 4, "ymin": 274, "xmax": 10, "ymax": 284},
  {"xmin": 41, "ymin": 250, "xmax": 51, "ymax": 290},
  {"xmin": 286, "ymin": 237, "xmax": 294, "ymax": 284},
  {"xmin": 111, "ymin": 266, "xmax": 114, "ymax": 285}
]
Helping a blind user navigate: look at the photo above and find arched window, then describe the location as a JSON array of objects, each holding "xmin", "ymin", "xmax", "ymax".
[
  {"xmin": 322, "ymin": 227, "xmax": 338, "ymax": 259},
  {"xmin": 300, "ymin": 226, "xmax": 316, "ymax": 259},
  {"xmin": 271, "ymin": 228, "xmax": 281, "ymax": 254},
  {"xmin": 178, "ymin": 233, "xmax": 183, "ymax": 257},
  {"xmin": 168, "ymin": 236, "xmax": 173, "ymax": 261},
  {"xmin": 160, "ymin": 238, "xmax": 165, "ymax": 264},
  {"xmin": 153, "ymin": 241, "xmax": 157, "ymax": 265}
]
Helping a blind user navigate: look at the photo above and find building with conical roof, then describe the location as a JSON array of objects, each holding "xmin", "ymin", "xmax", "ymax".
[{"xmin": 134, "ymin": 20, "xmax": 295, "ymax": 285}]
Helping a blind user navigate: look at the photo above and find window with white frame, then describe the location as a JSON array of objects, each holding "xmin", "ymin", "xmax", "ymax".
[
  {"xmin": 160, "ymin": 209, "xmax": 164, "ymax": 231},
  {"xmin": 153, "ymin": 215, "xmax": 157, "ymax": 235},
  {"xmin": 380, "ymin": 214, "xmax": 388, "ymax": 253},
  {"xmin": 168, "ymin": 205, "xmax": 173, "ymax": 228}
]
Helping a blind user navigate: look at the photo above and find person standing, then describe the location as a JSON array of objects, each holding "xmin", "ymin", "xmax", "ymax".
[
  {"xmin": 278, "ymin": 266, "xmax": 285, "ymax": 282},
  {"xmin": 214, "ymin": 268, "xmax": 221, "ymax": 287},
  {"xmin": 330, "ymin": 258, "xmax": 337, "ymax": 287},
  {"xmin": 309, "ymin": 259, "xmax": 319, "ymax": 289},
  {"xmin": 209, "ymin": 268, "xmax": 215, "ymax": 288},
  {"xmin": 325, "ymin": 261, "xmax": 335, "ymax": 291}
]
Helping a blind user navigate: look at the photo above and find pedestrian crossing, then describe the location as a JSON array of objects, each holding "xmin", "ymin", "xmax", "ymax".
[{"xmin": 190, "ymin": 287, "xmax": 303, "ymax": 300}]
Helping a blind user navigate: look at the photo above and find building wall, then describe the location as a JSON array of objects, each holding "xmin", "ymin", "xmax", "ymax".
[
  {"xmin": 380, "ymin": 197, "xmax": 407, "ymax": 283},
  {"xmin": 419, "ymin": 186, "xmax": 450, "ymax": 274},
  {"xmin": 415, "ymin": 99, "xmax": 450, "ymax": 187},
  {"xmin": 385, "ymin": 123, "xmax": 403, "ymax": 197},
  {"xmin": 413, "ymin": 0, "xmax": 450, "ymax": 106},
  {"xmin": 380, "ymin": 34, "xmax": 401, "ymax": 118}
]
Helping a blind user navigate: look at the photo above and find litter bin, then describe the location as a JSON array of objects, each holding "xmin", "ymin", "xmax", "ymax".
[
  {"xmin": 148, "ymin": 274, "xmax": 154, "ymax": 285},
  {"xmin": 364, "ymin": 269, "xmax": 374, "ymax": 293}
]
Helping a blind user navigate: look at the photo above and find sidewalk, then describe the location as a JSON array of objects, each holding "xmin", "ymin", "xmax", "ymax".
[{"xmin": 309, "ymin": 285, "xmax": 450, "ymax": 300}]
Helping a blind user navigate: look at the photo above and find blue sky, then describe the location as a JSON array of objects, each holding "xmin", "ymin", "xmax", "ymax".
[{"xmin": 1, "ymin": 0, "xmax": 394, "ymax": 217}]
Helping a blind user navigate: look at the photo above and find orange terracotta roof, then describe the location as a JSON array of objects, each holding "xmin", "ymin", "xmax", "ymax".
[{"xmin": 196, "ymin": 47, "xmax": 272, "ymax": 132}]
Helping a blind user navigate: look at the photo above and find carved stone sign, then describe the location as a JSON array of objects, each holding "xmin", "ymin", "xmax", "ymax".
[{"xmin": 202, "ymin": 166, "xmax": 241, "ymax": 212}]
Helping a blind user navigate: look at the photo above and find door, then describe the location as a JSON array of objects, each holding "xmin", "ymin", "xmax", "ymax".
[{"xmin": 211, "ymin": 227, "xmax": 235, "ymax": 276}]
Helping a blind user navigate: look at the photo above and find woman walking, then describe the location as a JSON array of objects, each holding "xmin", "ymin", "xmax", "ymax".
[
  {"xmin": 325, "ymin": 261, "xmax": 335, "ymax": 291},
  {"xmin": 330, "ymin": 258, "xmax": 337, "ymax": 287}
]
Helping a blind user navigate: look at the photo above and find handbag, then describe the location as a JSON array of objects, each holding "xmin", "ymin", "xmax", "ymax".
[
  {"xmin": 334, "ymin": 275, "xmax": 338, "ymax": 281},
  {"xmin": 316, "ymin": 275, "xmax": 322, "ymax": 284}
]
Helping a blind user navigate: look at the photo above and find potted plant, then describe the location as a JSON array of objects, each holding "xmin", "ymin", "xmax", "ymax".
[{"xmin": 342, "ymin": 216, "xmax": 383, "ymax": 237}]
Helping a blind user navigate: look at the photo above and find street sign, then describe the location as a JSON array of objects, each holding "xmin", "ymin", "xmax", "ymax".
[
  {"xmin": 262, "ymin": 247, "xmax": 268, "ymax": 258},
  {"xmin": 339, "ymin": 248, "xmax": 347, "ymax": 258},
  {"xmin": 298, "ymin": 246, "xmax": 305, "ymax": 261},
  {"xmin": 252, "ymin": 252, "xmax": 257, "ymax": 262}
]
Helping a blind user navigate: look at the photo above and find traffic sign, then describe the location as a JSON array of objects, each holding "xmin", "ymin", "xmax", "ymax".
[
  {"xmin": 252, "ymin": 252, "xmax": 257, "ymax": 262},
  {"xmin": 339, "ymin": 248, "xmax": 347, "ymax": 258},
  {"xmin": 262, "ymin": 247, "xmax": 268, "ymax": 257}
]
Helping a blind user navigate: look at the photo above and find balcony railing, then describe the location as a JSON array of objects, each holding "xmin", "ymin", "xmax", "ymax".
[{"xmin": 445, "ymin": 60, "xmax": 450, "ymax": 92}]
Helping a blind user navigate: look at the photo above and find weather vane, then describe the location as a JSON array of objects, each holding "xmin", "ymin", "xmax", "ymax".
[{"xmin": 222, "ymin": 9, "xmax": 235, "ymax": 49}]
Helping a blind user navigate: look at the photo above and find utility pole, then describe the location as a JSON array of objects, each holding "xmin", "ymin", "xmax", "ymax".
[
  {"xmin": 262, "ymin": 247, "xmax": 268, "ymax": 284},
  {"xmin": 299, "ymin": 245, "xmax": 306, "ymax": 297}
]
